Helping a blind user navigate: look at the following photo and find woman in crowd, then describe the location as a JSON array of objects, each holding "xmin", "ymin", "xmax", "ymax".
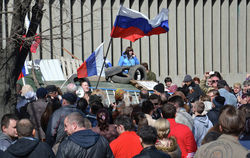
[
  {"xmin": 118, "ymin": 46, "xmax": 139, "ymax": 67},
  {"xmin": 154, "ymin": 118, "xmax": 182, "ymax": 158},
  {"xmin": 91, "ymin": 108, "xmax": 119, "ymax": 142}
]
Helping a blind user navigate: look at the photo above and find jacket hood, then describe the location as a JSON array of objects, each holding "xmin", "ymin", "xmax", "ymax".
[
  {"xmin": 0, "ymin": 132, "xmax": 11, "ymax": 141},
  {"xmin": 7, "ymin": 138, "xmax": 39, "ymax": 157},
  {"xmin": 69, "ymin": 129, "xmax": 100, "ymax": 148},
  {"xmin": 195, "ymin": 115, "xmax": 211, "ymax": 127}
]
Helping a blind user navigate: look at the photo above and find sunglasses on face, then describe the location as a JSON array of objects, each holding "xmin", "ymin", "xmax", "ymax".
[
  {"xmin": 211, "ymin": 80, "xmax": 219, "ymax": 83},
  {"xmin": 153, "ymin": 102, "xmax": 159, "ymax": 106}
]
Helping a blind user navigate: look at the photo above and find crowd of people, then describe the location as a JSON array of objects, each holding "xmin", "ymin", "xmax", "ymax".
[{"xmin": 0, "ymin": 47, "xmax": 249, "ymax": 157}]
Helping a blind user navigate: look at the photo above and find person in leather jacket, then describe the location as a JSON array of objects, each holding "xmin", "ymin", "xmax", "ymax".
[
  {"xmin": 56, "ymin": 112, "xmax": 114, "ymax": 158},
  {"xmin": 133, "ymin": 125, "xmax": 171, "ymax": 158}
]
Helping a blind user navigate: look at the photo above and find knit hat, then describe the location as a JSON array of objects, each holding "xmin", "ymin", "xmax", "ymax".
[
  {"xmin": 115, "ymin": 89, "xmax": 126, "ymax": 101},
  {"xmin": 62, "ymin": 92, "xmax": 77, "ymax": 104},
  {"xmin": 153, "ymin": 83, "xmax": 165, "ymax": 93},
  {"xmin": 212, "ymin": 96, "xmax": 225, "ymax": 108},
  {"xmin": 36, "ymin": 87, "xmax": 48, "ymax": 99},
  {"xmin": 183, "ymin": 75, "xmax": 192, "ymax": 82}
]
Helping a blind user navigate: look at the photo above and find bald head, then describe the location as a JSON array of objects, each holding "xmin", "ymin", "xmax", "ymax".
[
  {"xmin": 64, "ymin": 112, "xmax": 89, "ymax": 135},
  {"xmin": 16, "ymin": 119, "xmax": 34, "ymax": 137},
  {"xmin": 66, "ymin": 112, "xmax": 87, "ymax": 128}
]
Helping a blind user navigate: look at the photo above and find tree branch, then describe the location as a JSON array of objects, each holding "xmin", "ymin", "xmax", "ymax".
[{"xmin": 14, "ymin": 0, "xmax": 44, "ymax": 83}]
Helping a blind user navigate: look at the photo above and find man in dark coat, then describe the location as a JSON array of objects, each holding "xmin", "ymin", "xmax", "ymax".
[
  {"xmin": 180, "ymin": 75, "xmax": 203, "ymax": 103},
  {"xmin": 133, "ymin": 125, "xmax": 170, "ymax": 158},
  {"xmin": 46, "ymin": 92, "xmax": 84, "ymax": 146},
  {"xmin": 27, "ymin": 87, "xmax": 48, "ymax": 140},
  {"xmin": 207, "ymin": 96, "xmax": 225, "ymax": 125},
  {"xmin": 2, "ymin": 119, "xmax": 55, "ymax": 158},
  {"xmin": 56, "ymin": 112, "xmax": 114, "ymax": 158}
]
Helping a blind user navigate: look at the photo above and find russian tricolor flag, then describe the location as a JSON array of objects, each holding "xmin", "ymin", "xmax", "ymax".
[
  {"xmin": 77, "ymin": 43, "xmax": 105, "ymax": 78},
  {"xmin": 110, "ymin": 6, "xmax": 169, "ymax": 42},
  {"xmin": 18, "ymin": 62, "xmax": 28, "ymax": 80}
]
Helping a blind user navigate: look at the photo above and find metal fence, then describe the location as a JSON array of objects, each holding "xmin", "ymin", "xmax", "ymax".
[{"xmin": 1, "ymin": 0, "xmax": 250, "ymax": 86}]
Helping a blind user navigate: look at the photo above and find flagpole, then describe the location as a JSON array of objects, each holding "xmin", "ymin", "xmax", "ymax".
[
  {"xmin": 95, "ymin": 6, "xmax": 123, "ymax": 89},
  {"xmin": 95, "ymin": 38, "xmax": 113, "ymax": 89}
]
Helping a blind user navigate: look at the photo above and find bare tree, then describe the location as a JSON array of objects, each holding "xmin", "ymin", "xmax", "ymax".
[{"xmin": 0, "ymin": 0, "xmax": 44, "ymax": 118}]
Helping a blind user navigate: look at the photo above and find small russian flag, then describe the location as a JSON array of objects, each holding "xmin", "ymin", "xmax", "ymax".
[
  {"xmin": 18, "ymin": 62, "xmax": 28, "ymax": 80},
  {"xmin": 77, "ymin": 43, "xmax": 105, "ymax": 78}
]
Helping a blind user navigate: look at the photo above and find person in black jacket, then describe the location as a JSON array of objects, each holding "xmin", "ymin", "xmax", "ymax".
[
  {"xmin": 207, "ymin": 96, "xmax": 225, "ymax": 125},
  {"xmin": 2, "ymin": 119, "xmax": 55, "ymax": 158},
  {"xmin": 56, "ymin": 112, "xmax": 114, "ymax": 158},
  {"xmin": 180, "ymin": 75, "xmax": 203, "ymax": 103},
  {"xmin": 133, "ymin": 125, "xmax": 170, "ymax": 158}
]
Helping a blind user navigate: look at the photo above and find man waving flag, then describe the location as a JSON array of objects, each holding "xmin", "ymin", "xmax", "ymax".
[{"xmin": 110, "ymin": 6, "xmax": 169, "ymax": 42}]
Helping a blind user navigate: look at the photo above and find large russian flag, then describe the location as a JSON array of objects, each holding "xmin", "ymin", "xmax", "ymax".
[
  {"xmin": 77, "ymin": 43, "xmax": 105, "ymax": 78},
  {"xmin": 110, "ymin": 6, "xmax": 169, "ymax": 42}
]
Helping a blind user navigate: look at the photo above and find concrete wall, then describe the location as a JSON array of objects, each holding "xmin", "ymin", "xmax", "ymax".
[{"xmin": 2, "ymin": 0, "xmax": 250, "ymax": 86}]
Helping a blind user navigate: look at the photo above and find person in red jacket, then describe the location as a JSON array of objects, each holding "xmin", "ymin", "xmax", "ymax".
[
  {"xmin": 110, "ymin": 115, "xmax": 143, "ymax": 158},
  {"xmin": 161, "ymin": 103, "xmax": 197, "ymax": 158}
]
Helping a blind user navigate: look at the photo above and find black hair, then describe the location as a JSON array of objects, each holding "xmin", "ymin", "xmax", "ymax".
[
  {"xmin": 139, "ymin": 89, "xmax": 149, "ymax": 100},
  {"xmin": 90, "ymin": 101, "xmax": 104, "ymax": 115},
  {"xmin": 210, "ymin": 71, "xmax": 222, "ymax": 80},
  {"xmin": 1, "ymin": 114, "xmax": 18, "ymax": 130},
  {"xmin": 149, "ymin": 94, "xmax": 161, "ymax": 101},
  {"xmin": 77, "ymin": 98, "xmax": 88, "ymax": 114},
  {"xmin": 79, "ymin": 77, "xmax": 92, "ymax": 88},
  {"xmin": 164, "ymin": 77, "xmax": 172, "ymax": 83},
  {"xmin": 137, "ymin": 125, "xmax": 158, "ymax": 145},
  {"xmin": 114, "ymin": 115, "xmax": 134, "ymax": 131},
  {"xmin": 201, "ymin": 131, "xmax": 222, "ymax": 145},
  {"xmin": 168, "ymin": 95, "xmax": 184, "ymax": 108},
  {"xmin": 142, "ymin": 100, "xmax": 154, "ymax": 114},
  {"xmin": 40, "ymin": 98, "xmax": 61, "ymax": 132}
]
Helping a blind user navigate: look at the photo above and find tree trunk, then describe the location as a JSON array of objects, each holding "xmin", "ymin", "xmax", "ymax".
[{"xmin": 0, "ymin": 0, "xmax": 44, "ymax": 119}]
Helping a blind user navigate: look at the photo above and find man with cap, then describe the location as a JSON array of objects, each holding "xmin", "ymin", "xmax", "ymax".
[
  {"xmin": 27, "ymin": 87, "xmax": 48, "ymax": 140},
  {"xmin": 46, "ymin": 92, "xmax": 85, "ymax": 148},
  {"xmin": 217, "ymin": 80, "xmax": 237, "ymax": 107},
  {"xmin": 180, "ymin": 75, "xmax": 203, "ymax": 103}
]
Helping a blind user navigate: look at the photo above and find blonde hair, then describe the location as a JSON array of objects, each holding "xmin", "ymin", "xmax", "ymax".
[
  {"xmin": 21, "ymin": 85, "xmax": 34, "ymax": 96},
  {"xmin": 233, "ymin": 82, "xmax": 241, "ymax": 88},
  {"xmin": 92, "ymin": 89, "xmax": 106, "ymax": 98},
  {"xmin": 154, "ymin": 118, "xmax": 170, "ymax": 139}
]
